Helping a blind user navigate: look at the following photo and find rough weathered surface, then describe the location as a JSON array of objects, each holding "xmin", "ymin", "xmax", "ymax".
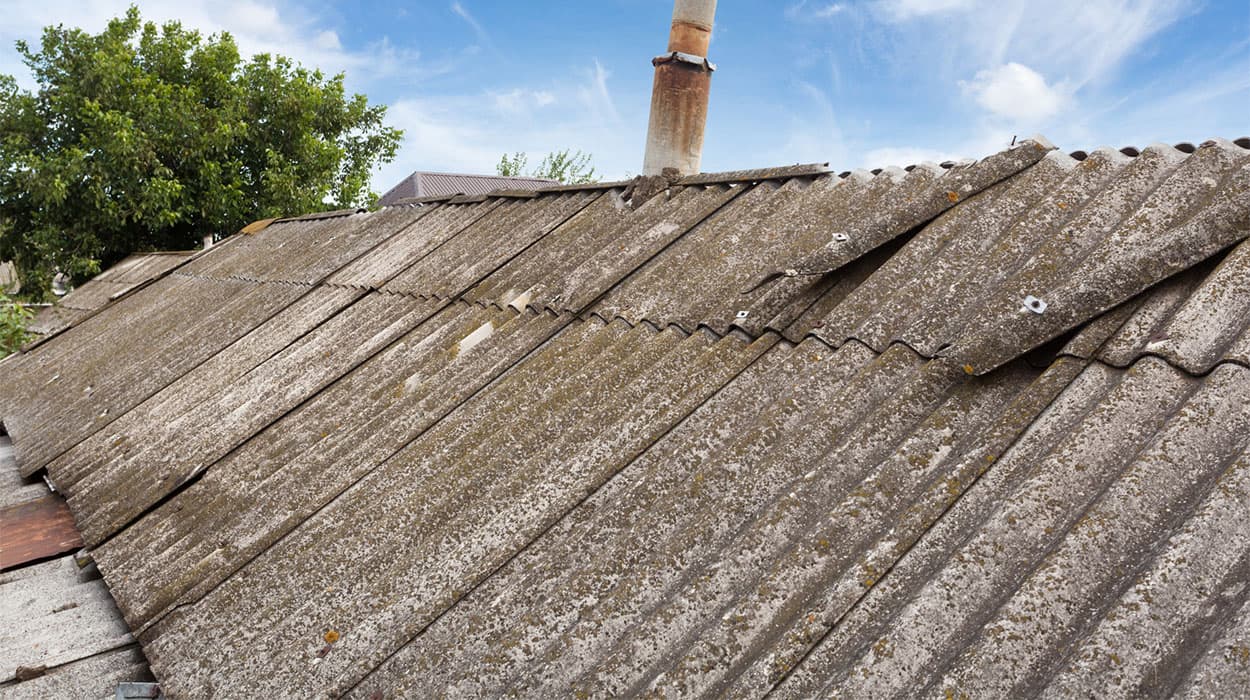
[
  {"xmin": 946, "ymin": 139, "xmax": 1250, "ymax": 374},
  {"xmin": 25, "ymin": 252, "xmax": 196, "ymax": 342},
  {"xmin": 2, "ymin": 276, "xmax": 311, "ymax": 475},
  {"xmin": 1095, "ymin": 237, "xmax": 1250, "ymax": 373},
  {"xmin": 802, "ymin": 140, "xmax": 1250, "ymax": 373},
  {"xmin": 139, "ymin": 320, "xmax": 775, "ymax": 697},
  {"xmin": 592, "ymin": 139, "xmax": 1052, "ymax": 336},
  {"xmin": 0, "ymin": 645, "xmax": 153, "ymax": 700},
  {"xmin": 0, "ymin": 557, "xmax": 136, "ymax": 684},
  {"xmin": 96, "ymin": 303, "xmax": 573, "ymax": 633},
  {"xmin": 772, "ymin": 360, "xmax": 1250, "ymax": 699},
  {"xmin": 0, "ymin": 435, "xmax": 48, "ymax": 509},
  {"xmin": 381, "ymin": 191, "xmax": 601, "ymax": 298},
  {"xmin": 1, "ymin": 139, "xmax": 1248, "ymax": 698},
  {"xmin": 465, "ymin": 184, "xmax": 741, "ymax": 313}
]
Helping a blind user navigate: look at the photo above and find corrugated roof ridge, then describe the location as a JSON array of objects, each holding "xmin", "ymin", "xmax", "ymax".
[
  {"xmin": 1082, "ymin": 348, "xmax": 1250, "ymax": 377},
  {"xmin": 169, "ymin": 270, "xmax": 314, "ymax": 288},
  {"xmin": 565, "ymin": 307, "xmax": 791, "ymax": 348}
]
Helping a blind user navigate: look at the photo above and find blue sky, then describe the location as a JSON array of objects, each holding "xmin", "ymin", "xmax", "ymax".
[{"xmin": 2, "ymin": 0, "xmax": 1248, "ymax": 191}]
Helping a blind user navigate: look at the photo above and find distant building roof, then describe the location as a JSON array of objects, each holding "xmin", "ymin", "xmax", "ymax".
[
  {"xmin": 2, "ymin": 137, "xmax": 1250, "ymax": 698},
  {"xmin": 377, "ymin": 171, "xmax": 557, "ymax": 206}
]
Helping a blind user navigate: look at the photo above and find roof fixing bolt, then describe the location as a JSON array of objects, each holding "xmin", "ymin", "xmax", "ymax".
[
  {"xmin": 1023, "ymin": 295, "xmax": 1048, "ymax": 314},
  {"xmin": 736, "ymin": 310, "xmax": 750, "ymax": 320},
  {"xmin": 832, "ymin": 232, "xmax": 850, "ymax": 242}
]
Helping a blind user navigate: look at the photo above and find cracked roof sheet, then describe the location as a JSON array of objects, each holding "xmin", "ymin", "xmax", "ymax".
[{"xmin": 0, "ymin": 136, "xmax": 1248, "ymax": 698}]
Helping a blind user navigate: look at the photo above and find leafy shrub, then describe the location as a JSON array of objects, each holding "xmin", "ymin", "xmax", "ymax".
[{"xmin": 0, "ymin": 292, "xmax": 33, "ymax": 357}]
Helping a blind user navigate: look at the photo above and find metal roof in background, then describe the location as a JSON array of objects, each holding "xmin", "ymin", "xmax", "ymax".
[
  {"xmin": 377, "ymin": 171, "xmax": 558, "ymax": 207},
  {"xmin": 0, "ymin": 136, "xmax": 1248, "ymax": 698}
]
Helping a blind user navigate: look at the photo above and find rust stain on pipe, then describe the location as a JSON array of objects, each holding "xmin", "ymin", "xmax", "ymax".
[
  {"xmin": 669, "ymin": 21, "xmax": 712, "ymax": 55},
  {"xmin": 643, "ymin": 0, "xmax": 717, "ymax": 178},
  {"xmin": 644, "ymin": 63, "xmax": 712, "ymax": 177}
]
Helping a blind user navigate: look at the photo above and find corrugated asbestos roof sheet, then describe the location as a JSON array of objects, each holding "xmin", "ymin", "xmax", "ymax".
[
  {"xmin": 377, "ymin": 171, "xmax": 558, "ymax": 206},
  {"xmin": 1, "ymin": 136, "xmax": 1249, "ymax": 698},
  {"xmin": 26, "ymin": 251, "xmax": 195, "ymax": 340}
]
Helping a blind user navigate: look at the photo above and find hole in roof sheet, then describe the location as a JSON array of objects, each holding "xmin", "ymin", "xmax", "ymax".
[
  {"xmin": 1069, "ymin": 150, "xmax": 1089, "ymax": 161},
  {"xmin": 1235, "ymin": 137, "xmax": 1250, "ymax": 149},
  {"xmin": 454, "ymin": 321, "xmax": 495, "ymax": 357},
  {"xmin": 1119, "ymin": 146, "xmax": 1141, "ymax": 157},
  {"xmin": 1174, "ymin": 142, "xmax": 1197, "ymax": 154}
]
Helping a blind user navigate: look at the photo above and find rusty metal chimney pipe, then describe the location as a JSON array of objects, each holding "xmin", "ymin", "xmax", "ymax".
[{"xmin": 642, "ymin": 0, "xmax": 717, "ymax": 177}]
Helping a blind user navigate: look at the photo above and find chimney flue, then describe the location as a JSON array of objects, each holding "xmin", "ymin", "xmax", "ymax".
[{"xmin": 642, "ymin": 0, "xmax": 717, "ymax": 177}]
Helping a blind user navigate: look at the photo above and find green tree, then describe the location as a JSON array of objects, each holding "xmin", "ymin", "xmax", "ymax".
[
  {"xmin": 497, "ymin": 149, "xmax": 598, "ymax": 185},
  {"xmin": 0, "ymin": 292, "xmax": 32, "ymax": 357},
  {"xmin": 0, "ymin": 7, "xmax": 403, "ymax": 298}
]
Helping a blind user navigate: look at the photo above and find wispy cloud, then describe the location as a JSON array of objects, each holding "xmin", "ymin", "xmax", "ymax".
[
  {"xmin": 375, "ymin": 58, "xmax": 640, "ymax": 188},
  {"xmin": 875, "ymin": 0, "xmax": 976, "ymax": 20},
  {"xmin": 450, "ymin": 1, "xmax": 493, "ymax": 50},
  {"xmin": 492, "ymin": 88, "xmax": 557, "ymax": 114},
  {"xmin": 577, "ymin": 59, "xmax": 622, "ymax": 126},
  {"xmin": 825, "ymin": 0, "xmax": 1203, "ymax": 166},
  {"xmin": 785, "ymin": 2, "xmax": 848, "ymax": 20}
]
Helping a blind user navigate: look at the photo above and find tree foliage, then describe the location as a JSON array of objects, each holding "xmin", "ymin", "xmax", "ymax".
[
  {"xmin": 0, "ymin": 7, "xmax": 403, "ymax": 298},
  {"xmin": 497, "ymin": 149, "xmax": 598, "ymax": 185},
  {"xmin": 0, "ymin": 292, "xmax": 32, "ymax": 357}
]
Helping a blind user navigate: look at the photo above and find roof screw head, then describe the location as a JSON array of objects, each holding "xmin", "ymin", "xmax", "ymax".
[
  {"xmin": 735, "ymin": 310, "xmax": 750, "ymax": 320},
  {"xmin": 1023, "ymin": 295, "xmax": 1048, "ymax": 314},
  {"xmin": 832, "ymin": 232, "xmax": 850, "ymax": 242}
]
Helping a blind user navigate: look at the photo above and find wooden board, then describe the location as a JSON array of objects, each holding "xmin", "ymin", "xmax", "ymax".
[{"xmin": 0, "ymin": 495, "xmax": 82, "ymax": 570}]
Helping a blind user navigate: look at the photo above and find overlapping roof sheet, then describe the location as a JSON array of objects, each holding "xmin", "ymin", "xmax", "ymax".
[
  {"xmin": 1, "ymin": 136, "xmax": 1249, "ymax": 698},
  {"xmin": 25, "ymin": 251, "xmax": 195, "ymax": 340}
]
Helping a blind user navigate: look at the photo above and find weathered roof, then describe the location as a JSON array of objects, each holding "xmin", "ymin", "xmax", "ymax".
[
  {"xmin": 0, "ymin": 433, "xmax": 155, "ymax": 696},
  {"xmin": 1, "ymin": 136, "xmax": 1248, "ymax": 698},
  {"xmin": 377, "ymin": 171, "xmax": 558, "ymax": 206},
  {"xmin": 25, "ymin": 251, "xmax": 196, "ymax": 342}
]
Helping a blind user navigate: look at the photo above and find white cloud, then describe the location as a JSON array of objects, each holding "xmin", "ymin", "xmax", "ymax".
[
  {"xmin": 961, "ymin": 62, "xmax": 1069, "ymax": 123},
  {"xmin": 873, "ymin": 0, "xmax": 1192, "ymax": 89},
  {"xmin": 876, "ymin": 0, "xmax": 976, "ymax": 20},
  {"xmin": 786, "ymin": 2, "xmax": 849, "ymax": 20},
  {"xmin": 492, "ymin": 88, "xmax": 557, "ymax": 114},
  {"xmin": 0, "ymin": 0, "xmax": 424, "ymax": 91}
]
